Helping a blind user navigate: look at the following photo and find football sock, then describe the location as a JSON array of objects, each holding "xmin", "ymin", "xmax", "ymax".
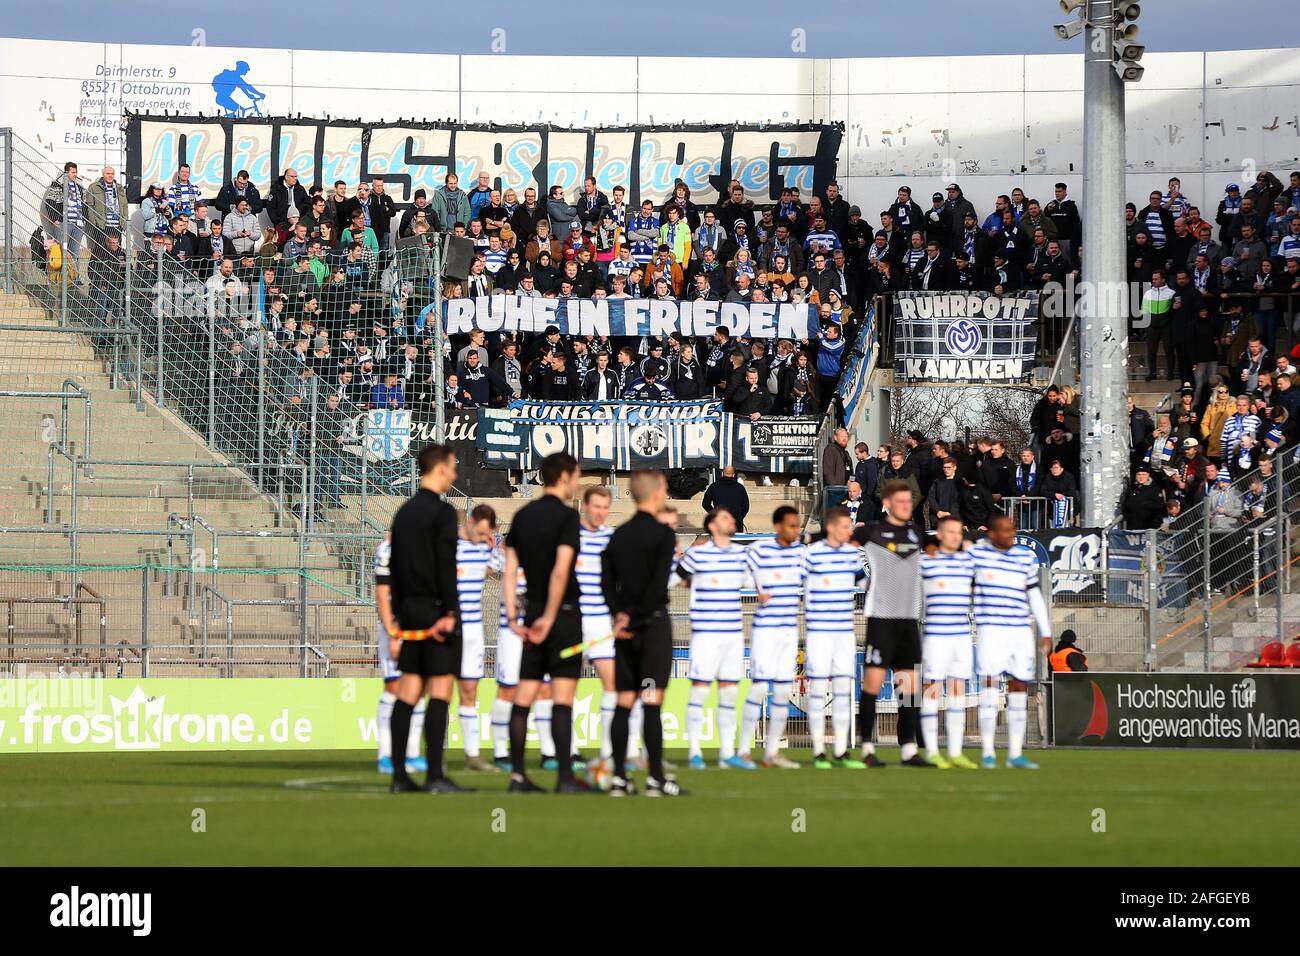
[
  {"xmin": 459, "ymin": 704, "xmax": 479, "ymax": 758},
  {"xmin": 389, "ymin": 699, "xmax": 413, "ymax": 780},
  {"xmin": 423, "ymin": 698, "xmax": 448, "ymax": 781},
  {"xmin": 491, "ymin": 698, "xmax": 511, "ymax": 759},
  {"xmin": 627, "ymin": 700, "xmax": 644, "ymax": 759},
  {"xmin": 1007, "ymin": 691, "xmax": 1028, "ymax": 760},
  {"xmin": 946, "ymin": 695, "xmax": 967, "ymax": 758},
  {"xmin": 611, "ymin": 704, "xmax": 631, "ymax": 779},
  {"xmin": 808, "ymin": 678, "xmax": 828, "ymax": 756},
  {"xmin": 686, "ymin": 683, "xmax": 709, "ymax": 759},
  {"xmin": 552, "ymin": 704, "xmax": 574, "ymax": 782},
  {"xmin": 920, "ymin": 692, "xmax": 940, "ymax": 758},
  {"xmin": 739, "ymin": 681, "xmax": 766, "ymax": 757},
  {"xmin": 599, "ymin": 690, "xmax": 617, "ymax": 760},
  {"xmin": 508, "ymin": 704, "xmax": 530, "ymax": 778},
  {"xmin": 534, "ymin": 699, "xmax": 555, "ymax": 758},
  {"xmin": 858, "ymin": 689, "xmax": 877, "ymax": 756},
  {"xmin": 377, "ymin": 691, "xmax": 395, "ymax": 761},
  {"xmin": 717, "ymin": 685, "xmax": 739, "ymax": 760},
  {"xmin": 408, "ymin": 698, "xmax": 425, "ymax": 760},
  {"xmin": 643, "ymin": 703, "xmax": 665, "ymax": 781},
  {"xmin": 831, "ymin": 676, "xmax": 852, "ymax": 757},
  {"xmin": 979, "ymin": 686, "xmax": 999, "ymax": 758},
  {"xmin": 897, "ymin": 699, "xmax": 919, "ymax": 761},
  {"xmin": 765, "ymin": 683, "xmax": 793, "ymax": 759}
]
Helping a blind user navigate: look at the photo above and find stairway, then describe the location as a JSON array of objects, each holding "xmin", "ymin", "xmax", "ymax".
[{"xmin": 0, "ymin": 290, "xmax": 370, "ymax": 674}]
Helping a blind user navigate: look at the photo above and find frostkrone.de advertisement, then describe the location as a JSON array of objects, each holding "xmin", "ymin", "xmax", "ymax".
[{"xmin": 0, "ymin": 676, "xmax": 736, "ymax": 752}]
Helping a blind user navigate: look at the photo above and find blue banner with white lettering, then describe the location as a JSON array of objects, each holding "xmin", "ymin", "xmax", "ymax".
[
  {"xmin": 443, "ymin": 297, "xmax": 819, "ymax": 340},
  {"xmin": 476, "ymin": 400, "xmax": 816, "ymax": 473}
]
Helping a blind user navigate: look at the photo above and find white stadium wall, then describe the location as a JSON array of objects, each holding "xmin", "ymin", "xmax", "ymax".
[{"xmin": 1, "ymin": 36, "xmax": 1297, "ymax": 215}]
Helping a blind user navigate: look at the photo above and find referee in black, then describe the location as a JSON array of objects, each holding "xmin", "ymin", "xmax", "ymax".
[
  {"xmin": 386, "ymin": 444, "xmax": 471, "ymax": 794},
  {"xmin": 502, "ymin": 452, "xmax": 586, "ymax": 794},
  {"xmin": 601, "ymin": 469, "xmax": 685, "ymax": 797}
]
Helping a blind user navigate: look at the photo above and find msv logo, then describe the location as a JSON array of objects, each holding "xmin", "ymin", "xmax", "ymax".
[{"xmin": 945, "ymin": 318, "xmax": 982, "ymax": 357}]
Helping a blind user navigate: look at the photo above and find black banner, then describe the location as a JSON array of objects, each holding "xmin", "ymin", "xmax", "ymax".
[
  {"xmin": 747, "ymin": 416, "xmax": 819, "ymax": 457},
  {"xmin": 408, "ymin": 410, "xmax": 510, "ymax": 497},
  {"xmin": 893, "ymin": 291, "xmax": 1040, "ymax": 384},
  {"xmin": 125, "ymin": 115, "xmax": 842, "ymax": 207},
  {"xmin": 1053, "ymin": 673, "xmax": 1300, "ymax": 749}
]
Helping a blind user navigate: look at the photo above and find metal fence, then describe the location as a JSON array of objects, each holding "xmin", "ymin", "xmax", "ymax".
[
  {"xmin": 1150, "ymin": 449, "xmax": 1300, "ymax": 671},
  {"xmin": 0, "ymin": 126, "xmax": 455, "ymax": 558}
]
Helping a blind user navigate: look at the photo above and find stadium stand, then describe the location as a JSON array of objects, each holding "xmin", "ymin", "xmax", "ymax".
[{"xmin": 2, "ymin": 119, "xmax": 1299, "ymax": 693}]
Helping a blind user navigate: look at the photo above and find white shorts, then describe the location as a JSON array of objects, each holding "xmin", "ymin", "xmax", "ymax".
[
  {"xmin": 976, "ymin": 625, "xmax": 1036, "ymax": 683},
  {"xmin": 495, "ymin": 625, "xmax": 523, "ymax": 687},
  {"xmin": 378, "ymin": 616, "xmax": 400, "ymax": 682},
  {"xmin": 750, "ymin": 626, "xmax": 799, "ymax": 683},
  {"xmin": 582, "ymin": 613, "xmax": 615, "ymax": 662},
  {"xmin": 688, "ymin": 629, "xmax": 744, "ymax": 684},
  {"xmin": 461, "ymin": 621, "xmax": 486, "ymax": 681},
  {"xmin": 922, "ymin": 634, "xmax": 974, "ymax": 683},
  {"xmin": 805, "ymin": 629, "xmax": 856, "ymax": 681}
]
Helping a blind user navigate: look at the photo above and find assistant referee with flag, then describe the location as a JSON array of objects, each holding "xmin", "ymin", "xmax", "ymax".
[{"xmin": 386, "ymin": 444, "xmax": 471, "ymax": 794}]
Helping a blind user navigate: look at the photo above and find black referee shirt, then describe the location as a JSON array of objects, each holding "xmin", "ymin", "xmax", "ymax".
[
  {"xmin": 506, "ymin": 492, "xmax": 581, "ymax": 613},
  {"xmin": 601, "ymin": 511, "xmax": 677, "ymax": 630},
  {"xmin": 388, "ymin": 488, "xmax": 460, "ymax": 629}
]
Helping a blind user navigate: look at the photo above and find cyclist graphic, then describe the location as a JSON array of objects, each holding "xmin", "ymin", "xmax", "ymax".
[{"xmin": 212, "ymin": 61, "xmax": 265, "ymax": 117}]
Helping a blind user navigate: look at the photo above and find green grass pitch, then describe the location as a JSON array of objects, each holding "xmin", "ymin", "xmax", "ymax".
[{"xmin": 1, "ymin": 748, "xmax": 1295, "ymax": 866}]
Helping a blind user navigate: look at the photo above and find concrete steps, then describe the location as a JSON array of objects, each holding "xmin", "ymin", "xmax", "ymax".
[{"xmin": 0, "ymin": 292, "xmax": 367, "ymax": 658}]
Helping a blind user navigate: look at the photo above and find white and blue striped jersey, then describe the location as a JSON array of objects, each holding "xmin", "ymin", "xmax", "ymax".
[
  {"xmin": 373, "ymin": 539, "xmax": 391, "ymax": 586},
  {"xmin": 455, "ymin": 537, "xmax": 497, "ymax": 625},
  {"xmin": 576, "ymin": 524, "xmax": 613, "ymax": 618},
  {"xmin": 499, "ymin": 559, "xmax": 525, "ymax": 628},
  {"xmin": 677, "ymin": 541, "xmax": 752, "ymax": 634},
  {"xmin": 919, "ymin": 549, "xmax": 975, "ymax": 638},
  {"xmin": 970, "ymin": 542, "xmax": 1039, "ymax": 630},
  {"xmin": 801, "ymin": 540, "xmax": 864, "ymax": 633},
  {"xmin": 744, "ymin": 538, "xmax": 805, "ymax": 631}
]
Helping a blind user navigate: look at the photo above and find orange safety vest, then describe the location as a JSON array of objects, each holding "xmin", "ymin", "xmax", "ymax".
[{"xmin": 1049, "ymin": 645, "xmax": 1088, "ymax": 672}]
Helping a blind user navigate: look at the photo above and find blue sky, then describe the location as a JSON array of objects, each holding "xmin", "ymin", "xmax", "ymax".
[{"xmin": 4, "ymin": 0, "xmax": 1295, "ymax": 57}]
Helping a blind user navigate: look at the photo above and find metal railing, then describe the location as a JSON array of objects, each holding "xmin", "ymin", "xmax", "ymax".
[
  {"xmin": 2, "ymin": 378, "xmax": 92, "ymax": 467},
  {"xmin": 1002, "ymin": 494, "xmax": 1076, "ymax": 529},
  {"xmin": 4, "ymin": 584, "xmax": 107, "ymax": 665}
]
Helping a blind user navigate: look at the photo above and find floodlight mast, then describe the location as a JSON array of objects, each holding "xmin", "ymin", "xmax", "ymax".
[{"xmin": 1053, "ymin": 0, "xmax": 1137, "ymax": 525}]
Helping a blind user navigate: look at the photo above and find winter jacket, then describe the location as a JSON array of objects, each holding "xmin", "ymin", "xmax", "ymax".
[
  {"xmin": 431, "ymin": 186, "xmax": 472, "ymax": 232},
  {"xmin": 214, "ymin": 179, "xmax": 264, "ymax": 216},
  {"xmin": 267, "ymin": 175, "xmax": 310, "ymax": 226},
  {"xmin": 81, "ymin": 177, "xmax": 128, "ymax": 243},
  {"xmin": 702, "ymin": 475, "xmax": 750, "ymax": 531}
]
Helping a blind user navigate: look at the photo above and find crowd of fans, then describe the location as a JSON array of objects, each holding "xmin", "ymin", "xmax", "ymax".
[
  {"xmin": 32, "ymin": 156, "xmax": 1300, "ymax": 527},
  {"xmin": 819, "ymin": 425, "xmax": 1080, "ymax": 535},
  {"xmin": 1120, "ymin": 356, "xmax": 1299, "ymax": 536}
]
